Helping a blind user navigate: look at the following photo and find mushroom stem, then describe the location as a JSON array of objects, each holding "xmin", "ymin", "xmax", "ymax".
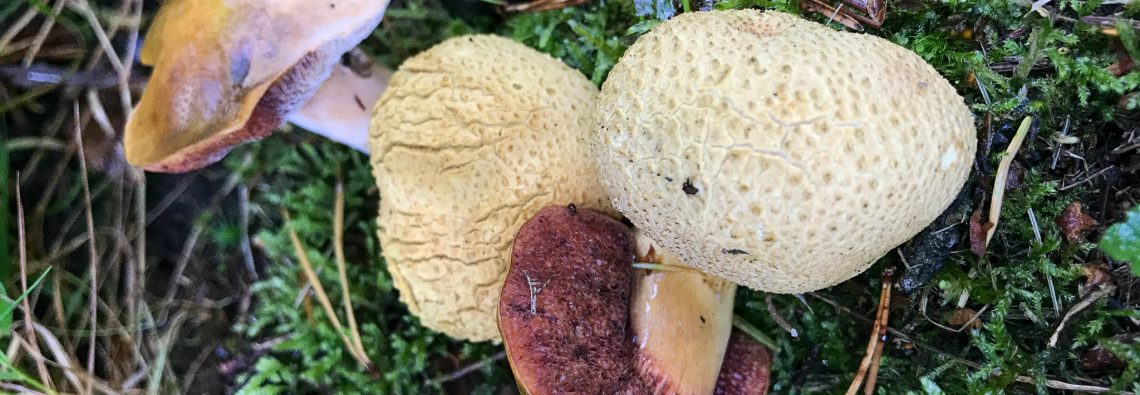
[
  {"xmin": 286, "ymin": 62, "xmax": 391, "ymax": 153},
  {"xmin": 631, "ymin": 232, "xmax": 736, "ymax": 395}
]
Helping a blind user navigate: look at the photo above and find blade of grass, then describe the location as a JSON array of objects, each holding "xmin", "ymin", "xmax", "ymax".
[
  {"xmin": 731, "ymin": 315, "xmax": 778, "ymax": 350},
  {"xmin": 13, "ymin": 175, "xmax": 54, "ymax": 389},
  {"xmin": 283, "ymin": 209, "xmax": 373, "ymax": 369},
  {"xmin": 985, "ymin": 116, "xmax": 1033, "ymax": 245},
  {"xmin": 1, "ymin": 116, "xmax": 9, "ymax": 279},
  {"xmin": 73, "ymin": 103, "xmax": 97, "ymax": 395},
  {"xmin": 332, "ymin": 176, "xmax": 366, "ymax": 358}
]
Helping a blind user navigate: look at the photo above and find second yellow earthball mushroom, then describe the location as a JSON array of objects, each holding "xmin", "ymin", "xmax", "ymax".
[{"xmin": 369, "ymin": 35, "xmax": 612, "ymax": 341}]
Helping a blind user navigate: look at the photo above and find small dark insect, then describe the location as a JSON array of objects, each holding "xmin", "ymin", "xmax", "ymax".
[
  {"xmin": 567, "ymin": 203, "xmax": 577, "ymax": 214},
  {"xmin": 682, "ymin": 179, "xmax": 699, "ymax": 195},
  {"xmin": 799, "ymin": 0, "xmax": 886, "ymax": 31},
  {"xmin": 723, "ymin": 249, "xmax": 749, "ymax": 255}
]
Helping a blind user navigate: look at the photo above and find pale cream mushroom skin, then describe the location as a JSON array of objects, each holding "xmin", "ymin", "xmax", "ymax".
[
  {"xmin": 593, "ymin": 10, "xmax": 976, "ymax": 293},
  {"xmin": 370, "ymin": 35, "xmax": 612, "ymax": 342}
]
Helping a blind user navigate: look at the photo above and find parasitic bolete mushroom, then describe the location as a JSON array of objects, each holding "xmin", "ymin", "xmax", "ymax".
[
  {"xmin": 499, "ymin": 205, "xmax": 771, "ymax": 394},
  {"xmin": 124, "ymin": 0, "xmax": 389, "ymax": 172},
  {"xmin": 593, "ymin": 10, "xmax": 976, "ymax": 293},
  {"xmin": 367, "ymin": 35, "xmax": 613, "ymax": 342}
]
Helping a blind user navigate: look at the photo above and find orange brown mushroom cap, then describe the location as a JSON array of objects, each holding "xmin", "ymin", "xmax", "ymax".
[{"xmin": 124, "ymin": 0, "xmax": 388, "ymax": 172}]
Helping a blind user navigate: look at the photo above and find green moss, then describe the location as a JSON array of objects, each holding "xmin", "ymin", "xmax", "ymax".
[{"xmin": 234, "ymin": 1, "xmax": 1140, "ymax": 392}]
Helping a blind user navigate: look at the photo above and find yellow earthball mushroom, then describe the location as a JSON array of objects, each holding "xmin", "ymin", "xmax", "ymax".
[
  {"xmin": 593, "ymin": 10, "xmax": 976, "ymax": 293},
  {"xmin": 369, "ymin": 35, "xmax": 612, "ymax": 341}
]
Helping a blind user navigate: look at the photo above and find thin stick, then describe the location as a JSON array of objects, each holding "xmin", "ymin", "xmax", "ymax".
[
  {"xmin": 811, "ymin": 293, "xmax": 1129, "ymax": 394},
  {"xmin": 1028, "ymin": 208, "xmax": 1060, "ymax": 314},
  {"xmin": 131, "ymin": 168, "xmax": 146, "ymax": 360},
  {"xmin": 16, "ymin": 175, "xmax": 55, "ymax": 389},
  {"xmin": 1047, "ymin": 284, "xmax": 1116, "ymax": 348},
  {"xmin": 238, "ymin": 184, "xmax": 257, "ymax": 280},
  {"xmin": 986, "ymin": 116, "xmax": 1033, "ymax": 245},
  {"xmin": 333, "ymin": 178, "xmax": 365, "ymax": 357},
  {"xmin": 284, "ymin": 209, "xmax": 372, "ymax": 368},
  {"xmin": 429, "ymin": 351, "xmax": 507, "ymax": 385},
  {"xmin": 846, "ymin": 267, "xmax": 894, "ymax": 395},
  {"xmin": 74, "ymin": 104, "xmax": 98, "ymax": 395},
  {"xmin": 22, "ymin": 0, "xmax": 66, "ymax": 67},
  {"xmin": 765, "ymin": 294, "xmax": 798, "ymax": 338}
]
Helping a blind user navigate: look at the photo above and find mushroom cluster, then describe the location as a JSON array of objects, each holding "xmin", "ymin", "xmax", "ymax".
[{"xmin": 122, "ymin": 4, "xmax": 977, "ymax": 393}]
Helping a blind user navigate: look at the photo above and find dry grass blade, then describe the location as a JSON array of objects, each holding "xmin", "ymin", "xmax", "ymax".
[
  {"xmin": 333, "ymin": 179, "xmax": 366, "ymax": 358},
  {"xmin": 429, "ymin": 351, "xmax": 507, "ymax": 385},
  {"xmin": 72, "ymin": 104, "xmax": 98, "ymax": 395},
  {"xmin": 1047, "ymin": 284, "xmax": 1117, "ymax": 348},
  {"xmin": 732, "ymin": 314, "xmax": 779, "ymax": 350},
  {"xmin": 146, "ymin": 311, "xmax": 187, "ymax": 395},
  {"xmin": 985, "ymin": 116, "xmax": 1034, "ymax": 245},
  {"xmin": 631, "ymin": 262, "xmax": 703, "ymax": 273},
  {"xmin": 15, "ymin": 174, "xmax": 55, "ymax": 390},
  {"xmin": 283, "ymin": 209, "xmax": 373, "ymax": 369},
  {"xmin": 21, "ymin": 0, "xmax": 66, "ymax": 67}
]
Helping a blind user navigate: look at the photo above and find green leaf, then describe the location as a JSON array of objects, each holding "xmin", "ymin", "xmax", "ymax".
[
  {"xmin": 1100, "ymin": 206, "xmax": 1140, "ymax": 275},
  {"xmin": 1, "ymin": 115, "xmax": 9, "ymax": 280},
  {"xmin": 0, "ymin": 267, "xmax": 53, "ymax": 334}
]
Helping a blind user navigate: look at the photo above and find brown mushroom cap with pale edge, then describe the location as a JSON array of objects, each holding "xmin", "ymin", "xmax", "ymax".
[
  {"xmin": 593, "ymin": 10, "xmax": 976, "ymax": 293},
  {"xmin": 124, "ymin": 0, "xmax": 387, "ymax": 172},
  {"xmin": 369, "ymin": 35, "xmax": 612, "ymax": 342}
]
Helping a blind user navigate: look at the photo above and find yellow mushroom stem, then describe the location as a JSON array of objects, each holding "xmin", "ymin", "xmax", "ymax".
[{"xmin": 631, "ymin": 231, "xmax": 736, "ymax": 395}]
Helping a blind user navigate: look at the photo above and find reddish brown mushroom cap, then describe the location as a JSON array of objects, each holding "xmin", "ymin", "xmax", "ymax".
[
  {"xmin": 499, "ymin": 205, "xmax": 640, "ymax": 393},
  {"xmin": 716, "ymin": 330, "xmax": 773, "ymax": 395},
  {"xmin": 123, "ymin": 0, "xmax": 387, "ymax": 172}
]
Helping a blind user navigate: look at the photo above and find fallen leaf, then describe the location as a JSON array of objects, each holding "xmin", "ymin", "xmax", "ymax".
[
  {"xmin": 969, "ymin": 209, "xmax": 994, "ymax": 257},
  {"xmin": 1081, "ymin": 263, "xmax": 1112, "ymax": 289},
  {"xmin": 1082, "ymin": 333, "xmax": 1138, "ymax": 373},
  {"xmin": 1004, "ymin": 161, "xmax": 1025, "ymax": 190},
  {"xmin": 1055, "ymin": 201, "xmax": 1098, "ymax": 243},
  {"xmin": 946, "ymin": 308, "xmax": 982, "ymax": 330}
]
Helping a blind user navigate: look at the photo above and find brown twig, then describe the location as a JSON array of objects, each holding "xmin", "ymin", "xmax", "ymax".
[
  {"xmin": 765, "ymin": 294, "xmax": 798, "ymax": 338},
  {"xmin": 811, "ymin": 293, "xmax": 1129, "ymax": 394},
  {"xmin": 845, "ymin": 267, "xmax": 894, "ymax": 395},
  {"xmin": 429, "ymin": 351, "xmax": 507, "ymax": 385},
  {"xmin": 1047, "ymin": 284, "xmax": 1117, "ymax": 348}
]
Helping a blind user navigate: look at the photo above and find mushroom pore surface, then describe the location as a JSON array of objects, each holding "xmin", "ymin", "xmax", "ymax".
[
  {"xmin": 369, "ymin": 35, "xmax": 612, "ymax": 341},
  {"xmin": 592, "ymin": 10, "xmax": 976, "ymax": 293}
]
